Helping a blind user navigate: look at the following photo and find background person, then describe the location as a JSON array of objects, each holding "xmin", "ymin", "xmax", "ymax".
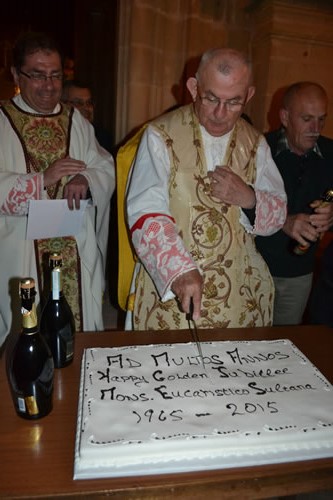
[
  {"xmin": 62, "ymin": 79, "xmax": 116, "ymax": 306},
  {"xmin": 62, "ymin": 79, "xmax": 113, "ymax": 153},
  {"xmin": 125, "ymin": 47, "xmax": 286, "ymax": 331},
  {"xmin": 256, "ymin": 81, "xmax": 333, "ymax": 325},
  {"xmin": 0, "ymin": 31, "xmax": 115, "ymax": 347}
]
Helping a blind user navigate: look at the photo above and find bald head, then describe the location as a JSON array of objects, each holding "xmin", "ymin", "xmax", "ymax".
[
  {"xmin": 282, "ymin": 82, "xmax": 327, "ymax": 110},
  {"xmin": 196, "ymin": 48, "xmax": 253, "ymax": 87},
  {"xmin": 186, "ymin": 47, "xmax": 255, "ymax": 137},
  {"xmin": 280, "ymin": 81, "xmax": 328, "ymax": 155}
]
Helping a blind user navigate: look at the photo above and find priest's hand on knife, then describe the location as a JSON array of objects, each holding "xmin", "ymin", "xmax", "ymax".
[{"xmin": 171, "ymin": 269, "xmax": 203, "ymax": 320}]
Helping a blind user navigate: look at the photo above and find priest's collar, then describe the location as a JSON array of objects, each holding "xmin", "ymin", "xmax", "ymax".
[
  {"xmin": 13, "ymin": 94, "xmax": 61, "ymax": 115},
  {"xmin": 200, "ymin": 123, "xmax": 234, "ymax": 145}
]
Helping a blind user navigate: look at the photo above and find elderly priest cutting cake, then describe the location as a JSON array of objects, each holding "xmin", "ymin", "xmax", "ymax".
[{"xmin": 125, "ymin": 48, "xmax": 286, "ymax": 330}]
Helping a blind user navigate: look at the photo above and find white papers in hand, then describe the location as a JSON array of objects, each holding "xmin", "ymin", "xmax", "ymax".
[{"xmin": 26, "ymin": 199, "xmax": 90, "ymax": 239}]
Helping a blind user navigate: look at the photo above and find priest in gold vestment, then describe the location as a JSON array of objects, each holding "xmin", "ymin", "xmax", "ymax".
[
  {"xmin": 0, "ymin": 32, "xmax": 114, "ymax": 347},
  {"xmin": 125, "ymin": 48, "xmax": 286, "ymax": 330}
]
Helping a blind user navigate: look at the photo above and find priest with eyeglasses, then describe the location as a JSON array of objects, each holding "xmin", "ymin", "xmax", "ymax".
[
  {"xmin": 0, "ymin": 31, "xmax": 115, "ymax": 348},
  {"xmin": 124, "ymin": 47, "xmax": 287, "ymax": 331}
]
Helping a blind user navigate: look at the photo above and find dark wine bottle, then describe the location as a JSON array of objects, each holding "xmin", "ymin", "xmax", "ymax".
[
  {"xmin": 40, "ymin": 253, "xmax": 75, "ymax": 368},
  {"xmin": 293, "ymin": 188, "xmax": 333, "ymax": 255},
  {"xmin": 7, "ymin": 278, "xmax": 54, "ymax": 419}
]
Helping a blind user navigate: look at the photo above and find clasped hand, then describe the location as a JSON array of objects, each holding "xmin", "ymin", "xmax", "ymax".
[
  {"xmin": 208, "ymin": 166, "xmax": 256, "ymax": 208},
  {"xmin": 43, "ymin": 156, "xmax": 89, "ymax": 209},
  {"xmin": 171, "ymin": 166, "xmax": 256, "ymax": 321}
]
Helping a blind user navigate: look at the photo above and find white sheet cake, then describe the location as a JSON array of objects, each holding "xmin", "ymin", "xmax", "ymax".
[{"xmin": 74, "ymin": 339, "xmax": 333, "ymax": 479}]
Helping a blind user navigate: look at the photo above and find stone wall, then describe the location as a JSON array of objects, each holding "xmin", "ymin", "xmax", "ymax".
[
  {"xmin": 1, "ymin": 0, "xmax": 332, "ymax": 144},
  {"xmin": 249, "ymin": 0, "xmax": 333, "ymax": 134},
  {"xmin": 115, "ymin": 0, "xmax": 333, "ymax": 143},
  {"xmin": 115, "ymin": 0, "xmax": 253, "ymax": 142}
]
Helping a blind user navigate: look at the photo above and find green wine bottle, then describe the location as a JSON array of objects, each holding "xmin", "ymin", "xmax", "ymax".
[{"xmin": 40, "ymin": 253, "xmax": 75, "ymax": 368}]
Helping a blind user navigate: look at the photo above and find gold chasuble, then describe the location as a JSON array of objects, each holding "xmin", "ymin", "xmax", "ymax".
[
  {"xmin": 1, "ymin": 101, "xmax": 82, "ymax": 330},
  {"xmin": 133, "ymin": 105, "xmax": 273, "ymax": 330}
]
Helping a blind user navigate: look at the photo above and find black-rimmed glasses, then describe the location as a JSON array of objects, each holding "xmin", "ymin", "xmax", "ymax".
[{"xmin": 19, "ymin": 70, "xmax": 63, "ymax": 82}]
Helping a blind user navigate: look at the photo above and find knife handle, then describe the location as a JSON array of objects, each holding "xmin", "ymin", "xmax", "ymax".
[{"xmin": 186, "ymin": 297, "xmax": 194, "ymax": 321}]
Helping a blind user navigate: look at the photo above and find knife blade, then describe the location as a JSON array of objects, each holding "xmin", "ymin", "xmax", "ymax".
[{"xmin": 186, "ymin": 298, "xmax": 205, "ymax": 369}]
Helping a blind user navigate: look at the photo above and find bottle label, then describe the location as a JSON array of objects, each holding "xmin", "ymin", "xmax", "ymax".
[
  {"xmin": 66, "ymin": 339, "xmax": 74, "ymax": 360},
  {"xmin": 293, "ymin": 243, "xmax": 310, "ymax": 255},
  {"xmin": 52, "ymin": 268, "xmax": 61, "ymax": 300},
  {"xmin": 21, "ymin": 304, "xmax": 38, "ymax": 330},
  {"xmin": 17, "ymin": 397, "xmax": 26, "ymax": 413},
  {"xmin": 25, "ymin": 396, "xmax": 39, "ymax": 415}
]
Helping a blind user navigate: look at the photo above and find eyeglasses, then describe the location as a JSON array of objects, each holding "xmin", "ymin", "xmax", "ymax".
[
  {"xmin": 197, "ymin": 89, "xmax": 245, "ymax": 112},
  {"xmin": 19, "ymin": 70, "xmax": 63, "ymax": 82},
  {"xmin": 64, "ymin": 98, "xmax": 94, "ymax": 108}
]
